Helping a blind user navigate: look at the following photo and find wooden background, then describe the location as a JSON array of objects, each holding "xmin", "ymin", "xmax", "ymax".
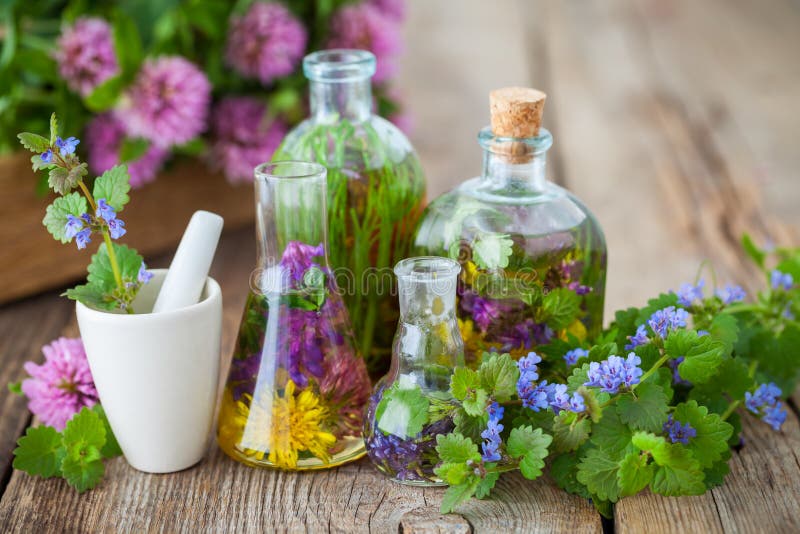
[{"xmin": 1, "ymin": 0, "xmax": 799, "ymax": 532}]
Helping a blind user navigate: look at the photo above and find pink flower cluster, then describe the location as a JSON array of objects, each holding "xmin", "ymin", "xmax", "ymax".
[
  {"xmin": 21, "ymin": 337, "xmax": 98, "ymax": 431},
  {"xmin": 54, "ymin": 18, "xmax": 119, "ymax": 97}
]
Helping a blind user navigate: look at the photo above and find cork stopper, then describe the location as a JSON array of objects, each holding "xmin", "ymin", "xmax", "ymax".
[{"xmin": 489, "ymin": 87, "xmax": 546, "ymax": 138}]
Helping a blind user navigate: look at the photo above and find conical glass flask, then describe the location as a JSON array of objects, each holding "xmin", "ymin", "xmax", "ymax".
[
  {"xmin": 363, "ymin": 257, "xmax": 464, "ymax": 485},
  {"xmin": 218, "ymin": 161, "xmax": 372, "ymax": 470},
  {"xmin": 273, "ymin": 49, "xmax": 427, "ymax": 378}
]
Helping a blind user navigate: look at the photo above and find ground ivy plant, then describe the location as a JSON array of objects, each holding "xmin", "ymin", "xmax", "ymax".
[
  {"xmin": 380, "ymin": 236, "xmax": 798, "ymax": 515},
  {"xmin": 18, "ymin": 114, "xmax": 151, "ymax": 312}
]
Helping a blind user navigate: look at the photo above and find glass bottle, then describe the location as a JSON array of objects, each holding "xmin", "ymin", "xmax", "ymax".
[
  {"xmin": 413, "ymin": 88, "xmax": 607, "ymax": 367},
  {"xmin": 217, "ymin": 161, "xmax": 372, "ymax": 470},
  {"xmin": 363, "ymin": 256, "xmax": 464, "ymax": 485},
  {"xmin": 273, "ymin": 49, "xmax": 427, "ymax": 378}
]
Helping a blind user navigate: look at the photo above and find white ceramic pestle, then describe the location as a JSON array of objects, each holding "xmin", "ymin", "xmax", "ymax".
[{"xmin": 152, "ymin": 210, "xmax": 224, "ymax": 313}]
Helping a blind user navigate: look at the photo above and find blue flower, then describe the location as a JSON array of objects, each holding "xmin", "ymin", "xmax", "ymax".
[
  {"xmin": 668, "ymin": 356, "xmax": 692, "ymax": 386},
  {"xmin": 547, "ymin": 383, "xmax": 585, "ymax": 414},
  {"xmin": 41, "ymin": 149, "xmax": 54, "ymax": 163},
  {"xmin": 518, "ymin": 379, "xmax": 551, "ymax": 412},
  {"xmin": 770, "ymin": 269, "xmax": 793, "ymax": 291},
  {"xmin": 763, "ymin": 402, "xmax": 787, "ymax": 431},
  {"xmin": 663, "ymin": 415, "xmax": 697, "ymax": 444},
  {"xmin": 75, "ymin": 228, "xmax": 92, "ymax": 250},
  {"xmin": 584, "ymin": 353, "xmax": 642, "ymax": 394},
  {"xmin": 481, "ymin": 402, "xmax": 504, "ymax": 463},
  {"xmin": 568, "ymin": 392, "xmax": 585, "ymax": 413},
  {"xmin": 106, "ymin": 217, "xmax": 126, "ymax": 239},
  {"xmin": 564, "ymin": 348, "xmax": 588, "ymax": 367},
  {"xmin": 745, "ymin": 382, "xmax": 787, "ymax": 431},
  {"xmin": 55, "ymin": 136, "xmax": 80, "ymax": 156},
  {"xmin": 95, "ymin": 198, "xmax": 116, "ymax": 223},
  {"xmin": 64, "ymin": 214, "xmax": 84, "ymax": 240},
  {"xmin": 138, "ymin": 262, "xmax": 153, "ymax": 284},
  {"xmin": 675, "ymin": 279, "xmax": 704, "ymax": 307},
  {"xmin": 625, "ymin": 324, "xmax": 649, "ymax": 350},
  {"xmin": 517, "ymin": 352, "xmax": 542, "ymax": 382},
  {"xmin": 647, "ymin": 306, "xmax": 689, "ymax": 338},
  {"xmin": 716, "ymin": 284, "xmax": 746, "ymax": 304}
]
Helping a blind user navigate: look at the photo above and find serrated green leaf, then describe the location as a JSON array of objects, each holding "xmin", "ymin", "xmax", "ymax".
[
  {"xmin": 588, "ymin": 342, "xmax": 618, "ymax": 363},
  {"xmin": 434, "ymin": 462, "xmax": 471, "ymax": 485},
  {"xmin": 703, "ymin": 449, "xmax": 732, "ymax": 488},
  {"xmin": 42, "ymin": 192, "xmax": 89, "ymax": 243},
  {"xmin": 87, "ymin": 243, "xmax": 143, "ymax": 292},
  {"xmin": 61, "ymin": 453, "xmax": 104, "ymax": 493},
  {"xmin": 375, "ymin": 384, "xmax": 429, "ymax": 439},
  {"xmin": 450, "ymin": 367, "xmax": 480, "ymax": 401},
  {"xmin": 84, "ymin": 75, "xmax": 125, "ymax": 112},
  {"xmin": 688, "ymin": 358, "xmax": 753, "ymax": 413},
  {"xmin": 576, "ymin": 448, "xmax": 621, "ymax": 502},
  {"xmin": 17, "ymin": 132, "xmax": 50, "ymax": 153},
  {"xmin": 440, "ymin": 479, "xmax": 480, "ymax": 514},
  {"xmin": 31, "ymin": 153, "xmax": 51, "ymax": 171},
  {"xmin": 616, "ymin": 383, "xmax": 669, "ymax": 433},
  {"xmin": 541, "ymin": 288, "xmax": 581, "ymax": 330},
  {"xmin": 552, "ymin": 411, "xmax": 591, "ymax": 453},
  {"xmin": 462, "ymin": 388, "xmax": 489, "ymax": 417},
  {"xmin": 617, "ymin": 451, "xmax": 654, "ymax": 497},
  {"xmin": 672, "ymin": 401, "xmax": 733, "ymax": 468},
  {"xmin": 92, "ymin": 405, "xmax": 123, "ymax": 458},
  {"xmin": 435, "ymin": 432, "xmax": 481, "ymax": 465},
  {"xmin": 550, "ymin": 452, "xmax": 592, "ymax": 499},
  {"xmin": 507, "ymin": 426, "xmax": 552, "ymax": 480},
  {"xmin": 474, "ymin": 471, "xmax": 500, "ymax": 499},
  {"xmin": 12, "ymin": 426, "xmax": 65, "ymax": 478},
  {"xmin": 64, "ymin": 284, "xmax": 115, "ymax": 310},
  {"xmin": 59, "ymin": 407, "xmax": 109, "ymax": 493},
  {"xmin": 478, "ymin": 352, "xmax": 519, "ymax": 401},
  {"xmin": 93, "ymin": 165, "xmax": 130, "ymax": 212},
  {"xmin": 708, "ymin": 313, "xmax": 739, "ymax": 356},
  {"xmin": 745, "ymin": 322, "xmax": 800, "ymax": 394},
  {"xmin": 677, "ymin": 338, "xmax": 724, "ymax": 385},
  {"xmin": 48, "ymin": 163, "xmax": 87, "ymax": 195},
  {"xmin": 453, "ymin": 408, "xmax": 487, "ymax": 442},
  {"xmin": 631, "ymin": 432, "xmax": 705, "ymax": 496},
  {"xmin": 471, "ymin": 232, "xmax": 513, "ymax": 270},
  {"xmin": 62, "ymin": 407, "xmax": 106, "ymax": 451},
  {"xmin": 590, "ymin": 409, "xmax": 633, "ymax": 461},
  {"xmin": 49, "ymin": 113, "xmax": 58, "ymax": 145}
]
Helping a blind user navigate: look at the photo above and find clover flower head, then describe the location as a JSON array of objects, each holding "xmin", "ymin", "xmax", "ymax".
[
  {"xmin": 770, "ymin": 269, "xmax": 793, "ymax": 291},
  {"xmin": 328, "ymin": 3, "xmax": 401, "ymax": 83},
  {"xmin": 584, "ymin": 353, "xmax": 642, "ymax": 394},
  {"xmin": 675, "ymin": 279, "xmax": 704, "ymax": 307},
  {"xmin": 647, "ymin": 306, "xmax": 689, "ymax": 338},
  {"xmin": 564, "ymin": 348, "xmax": 589, "ymax": 367},
  {"xmin": 625, "ymin": 324, "xmax": 650, "ymax": 350},
  {"xmin": 663, "ymin": 415, "xmax": 697, "ymax": 444},
  {"xmin": 716, "ymin": 284, "xmax": 746, "ymax": 304},
  {"xmin": 54, "ymin": 17, "xmax": 119, "ymax": 97}
]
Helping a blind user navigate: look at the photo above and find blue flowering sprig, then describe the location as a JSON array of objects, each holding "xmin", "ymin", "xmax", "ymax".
[{"xmin": 18, "ymin": 114, "xmax": 151, "ymax": 312}]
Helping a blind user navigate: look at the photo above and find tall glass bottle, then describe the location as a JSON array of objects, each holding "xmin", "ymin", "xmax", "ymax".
[
  {"xmin": 273, "ymin": 49, "xmax": 426, "ymax": 377},
  {"xmin": 363, "ymin": 257, "xmax": 464, "ymax": 485},
  {"xmin": 413, "ymin": 88, "xmax": 607, "ymax": 366},
  {"xmin": 217, "ymin": 161, "xmax": 372, "ymax": 470}
]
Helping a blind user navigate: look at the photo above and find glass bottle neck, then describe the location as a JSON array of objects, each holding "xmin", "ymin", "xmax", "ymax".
[
  {"xmin": 481, "ymin": 149, "xmax": 548, "ymax": 192},
  {"xmin": 309, "ymin": 79, "xmax": 372, "ymax": 124}
]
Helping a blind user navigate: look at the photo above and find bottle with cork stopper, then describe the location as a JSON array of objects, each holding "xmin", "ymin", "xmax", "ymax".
[{"xmin": 413, "ymin": 87, "xmax": 607, "ymax": 367}]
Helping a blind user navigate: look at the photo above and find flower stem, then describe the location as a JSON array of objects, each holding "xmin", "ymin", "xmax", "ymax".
[
  {"xmin": 721, "ymin": 400, "xmax": 740, "ymax": 421},
  {"xmin": 634, "ymin": 351, "xmax": 671, "ymax": 388},
  {"xmin": 101, "ymin": 229, "xmax": 124, "ymax": 292}
]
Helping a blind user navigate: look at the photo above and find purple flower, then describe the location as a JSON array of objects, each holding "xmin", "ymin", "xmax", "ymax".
[
  {"xmin": 763, "ymin": 402, "xmax": 787, "ymax": 431},
  {"xmin": 64, "ymin": 214, "xmax": 84, "ymax": 240},
  {"xmin": 668, "ymin": 356, "xmax": 692, "ymax": 386},
  {"xmin": 54, "ymin": 17, "xmax": 119, "ymax": 97},
  {"xmin": 225, "ymin": 2, "xmax": 307, "ymax": 85},
  {"xmin": 209, "ymin": 97, "xmax": 287, "ymax": 184},
  {"xmin": 85, "ymin": 113, "xmax": 168, "ymax": 188},
  {"xmin": 117, "ymin": 56, "xmax": 211, "ymax": 148},
  {"xmin": 281, "ymin": 307, "xmax": 326, "ymax": 387},
  {"xmin": 106, "ymin": 217, "xmax": 126, "ymax": 239},
  {"xmin": 55, "ymin": 136, "xmax": 80, "ymax": 156},
  {"xmin": 745, "ymin": 382, "xmax": 787, "ymax": 431},
  {"xmin": 517, "ymin": 352, "xmax": 541, "ymax": 383},
  {"xmin": 663, "ymin": 415, "xmax": 697, "ymax": 444},
  {"xmin": 369, "ymin": 0, "xmax": 405, "ymax": 21},
  {"xmin": 328, "ymin": 4, "xmax": 401, "ymax": 83},
  {"xmin": 41, "ymin": 149, "xmax": 54, "ymax": 164},
  {"xmin": 481, "ymin": 402, "xmax": 504, "ymax": 462},
  {"xmin": 716, "ymin": 284, "xmax": 746, "ymax": 304},
  {"xmin": 771, "ymin": 269, "xmax": 794, "ymax": 291},
  {"xmin": 279, "ymin": 241, "xmax": 325, "ymax": 284},
  {"xmin": 21, "ymin": 337, "xmax": 99, "ymax": 430},
  {"xmin": 675, "ymin": 279, "xmax": 704, "ymax": 307},
  {"xmin": 564, "ymin": 348, "xmax": 588, "ymax": 367},
  {"xmin": 137, "ymin": 262, "xmax": 153, "ymax": 284},
  {"xmin": 471, "ymin": 296, "xmax": 502, "ymax": 332},
  {"xmin": 75, "ymin": 228, "xmax": 92, "ymax": 250},
  {"xmin": 584, "ymin": 353, "xmax": 642, "ymax": 394},
  {"xmin": 95, "ymin": 198, "xmax": 115, "ymax": 223},
  {"xmin": 647, "ymin": 306, "xmax": 689, "ymax": 338},
  {"xmin": 568, "ymin": 392, "xmax": 586, "ymax": 413},
  {"xmin": 625, "ymin": 324, "xmax": 650, "ymax": 350}
]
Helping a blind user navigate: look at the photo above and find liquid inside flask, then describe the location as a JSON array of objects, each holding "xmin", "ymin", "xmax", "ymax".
[
  {"xmin": 218, "ymin": 161, "xmax": 372, "ymax": 470},
  {"xmin": 413, "ymin": 88, "xmax": 607, "ymax": 366},
  {"xmin": 363, "ymin": 257, "xmax": 464, "ymax": 485},
  {"xmin": 273, "ymin": 49, "xmax": 426, "ymax": 378}
]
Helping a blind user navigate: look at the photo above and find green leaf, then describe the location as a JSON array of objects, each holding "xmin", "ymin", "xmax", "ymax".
[
  {"xmin": 672, "ymin": 401, "xmax": 733, "ymax": 468},
  {"xmin": 42, "ymin": 192, "xmax": 89, "ymax": 243},
  {"xmin": 50, "ymin": 113, "xmax": 58, "ymax": 145},
  {"xmin": 590, "ymin": 409, "xmax": 633, "ymax": 461},
  {"xmin": 471, "ymin": 232, "xmax": 513, "ymax": 270},
  {"xmin": 462, "ymin": 388, "xmax": 489, "ymax": 417},
  {"xmin": 62, "ymin": 407, "xmax": 106, "ymax": 451},
  {"xmin": 635, "ymin": 293, "xmax": 679, "ymax": 327},
  {"xmin": 435, "ymin": 432, "xmax": 481, "ymax": 465},
  {"xmin": 440, "ymin": 479, "xmax": 480, "ymax": 514},
  {"xmin": 450, "ymin": 367, "xmax": 480, "ymax": 401},
  {"xmin": 112, "ymin": 11, "xmax": 143, "ymax": 81},
  {"xmin": 741, "ymin": 233, "xmax": 765, "ymax": 268},
  {"xmin": 31, "ymin": 153, "xmax": 51, "ymax": 171},
  {"xmin": 550, "ymin": 452, "xmax": 592, "ymax": 498},
  {"xmin": 667, "ymin": 330, "xmax": 724, "ymax": 384},
  {"xmin": 745, "ymin": 322, "xmax": 800, "ymax": 394},
  {"xmin": 541, "ymin": 288, "xmax": 581, "ymax": 330},
  {"xmin": 507, "ymin": 426, "xmax": 552, "ymax": 480},
  {"xmin": 17, "ymin": 132, "xmax": 50, "ymax": 153},
  {"xmin": 7, "ymin": 381, "xmax": 22, "ymax": 395},
  {"xmin": 552, "ymin": 411, "xmax": 591, "ymax": 453},
  {"xmin": 61, "ymin": 453, "xmax": 105, "ymax": 493},
  {"xmin": 576, "ymin": 448, "xmax": 621, "ymax": 502},
  {"xmin": 60, "ymin": 407, "xmax": 108, "ymax": 493},
  {"xmin": 87, "ymin": 243, "xmax": 144, "ymax": 292},
  {"xmin": 617, "ymin": 451, "xmax": 654, "ymax": 497},
  {"xmin": 434, "ymin": 462, "xmax": 471, "ymax": 485},
  {"xmin": 92, "ymin": 165, "xmax": 131, "ymax": 212},
  {"xmin": 616, "ymin": 383, "xmax": 669, "ymax": 433},
  {"xmin": 631, "ymin": 432, "xmax": 705, "ymax": 496},
  {"xmin": 118, "ymin": 138, "xmax": 149, "ymax": 163},
  {"xmin": 93, "ymin": 405, "xmax": 123, "ymax": 458},
  {"xmin": 703, "ymin": 450, "xmax": 731, "ymax": 488},
  {"xmin": 474, "ymin": 471, "xmax": 500, "ymax": 499},
  {"xmin": 84, "ymin": 76, "xmax": 125, "ymax": 112},
  {"xmin": 12, "ymin": 426, "xmax": 65, "ymax": 478},
  {"xmin": 453, "ymin": 408, "xmax": 487, "ymax": 442},
  {"xmin": 375, "ymin": 384, "xmax": 429, "ymax": 439},
  {"xmin": 478, "ymin": 352, "xmax": 519, "ymax": 402},
  {"xmin": 708, "ymin": 313, "xmax": 739, "ymax": 356},
  {"xmin": 64, "ymin": 284, "xmax": 115, "ymax": 310}
]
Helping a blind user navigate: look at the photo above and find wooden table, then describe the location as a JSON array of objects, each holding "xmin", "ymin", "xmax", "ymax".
[{"xmin": 1, "ymin": 0, "xmax": 799, "ymax": 531}]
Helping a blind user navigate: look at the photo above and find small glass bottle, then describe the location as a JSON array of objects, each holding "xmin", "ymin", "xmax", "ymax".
[
  {"xmin": 217, "ymin": 161, "xmax": 372, "ymax": 470},
  {"xmin": 363, "ymin": 257, "xmax": 464, "ymax": 486},
  {"xmin": 413, "ymin": 88, "xmax": 607, "ymax": 366},
  {"xmin": 273, "ymin": 49, "xmax": 427, "ymax": 378}
]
